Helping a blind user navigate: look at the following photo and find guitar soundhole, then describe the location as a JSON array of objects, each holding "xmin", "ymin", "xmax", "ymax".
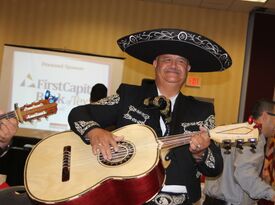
[{"xmin": 98, "ymin": 141, "xmax": 135, "ymax": 167}]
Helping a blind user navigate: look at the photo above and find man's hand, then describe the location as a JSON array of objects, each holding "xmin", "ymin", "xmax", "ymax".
[
  {"xmin": 87, "ymin": 128, "xmax": 124, "ymax": 160},
  {"xmin": 0, "ymin": 110, "xmax": 19, "ymax": 148},
  {"xmin": 189, "ymin": 126, "xmax": 210, "ymax": 161}
]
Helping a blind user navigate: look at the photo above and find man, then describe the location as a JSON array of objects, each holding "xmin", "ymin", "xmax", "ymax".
[
  {"xmin": 0, "ymin": 110, "xmax": 18, "ymax": 158},
  {"xmin": 68, "ymin": 28, "xmax": 232, "ymax": 205},
  {"xmin": 203, "ymin": 99, "xmax": 275, "ymax": 205}
]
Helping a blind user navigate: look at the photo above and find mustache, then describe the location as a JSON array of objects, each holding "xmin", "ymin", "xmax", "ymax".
[{"xmin": 164, "ymin": 68, "xmax": 181, "ymax": 74}]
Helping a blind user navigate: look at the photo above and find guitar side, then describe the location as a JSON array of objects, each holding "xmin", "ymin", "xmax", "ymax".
[{"xmin": 24, "ymin": 124, "xmax": 165, "ymax": 205}]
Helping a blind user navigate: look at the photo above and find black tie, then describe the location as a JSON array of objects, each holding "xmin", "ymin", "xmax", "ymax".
[{"xmin": 160, "ymin": 99, "xmax": 171, "ymax": 136}]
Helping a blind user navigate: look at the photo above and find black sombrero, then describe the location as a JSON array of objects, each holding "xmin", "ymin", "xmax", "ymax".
[{"xmin": 117, "ymin": 28, "xmax": 232, "ymax": 72}]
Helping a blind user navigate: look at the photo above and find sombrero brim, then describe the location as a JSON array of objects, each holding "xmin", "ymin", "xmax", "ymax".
[{"xmin": 117, "ymin": 28, "xmax": 232, "ymax": 72}]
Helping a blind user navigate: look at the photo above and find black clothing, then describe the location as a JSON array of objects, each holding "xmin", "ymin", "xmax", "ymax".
[{"xmin": 203, "ymin": 195, "xmax": 228, "ymax": 205}]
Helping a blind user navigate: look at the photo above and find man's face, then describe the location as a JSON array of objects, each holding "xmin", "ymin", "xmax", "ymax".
[
  {"xmin": 262, "ymin": 106, "xmax": 275, "ymax": 138},
  {"xmin": 153, "ymin": 54, "xmax": 191, "ymax": 86}
]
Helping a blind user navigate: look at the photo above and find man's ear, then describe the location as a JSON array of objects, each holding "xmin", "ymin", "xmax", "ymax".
[
  {"xmin": 187, "ymin": 65, "xmax": 191, "ymax": 71},
  {"xmin": 261, "ymin": 111, "xmax": 269, "ymax": 121},
  {"xmin": 153, "ymin": 59, "xmax": 157, "ymax": 68}
]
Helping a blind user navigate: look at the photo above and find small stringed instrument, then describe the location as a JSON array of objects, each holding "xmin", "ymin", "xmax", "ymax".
[
  {"xmin": 0, "ymin": 98, "xmax": 58, "ymax": 123},
  {"xmin": 24, "ymin": 122, "xmax": 259, "ymax": 205}
]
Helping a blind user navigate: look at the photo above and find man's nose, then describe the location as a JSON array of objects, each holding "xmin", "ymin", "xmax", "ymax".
[{"xmin": 170, "ymin": 59, "xmax": 178, "ymax": 68}]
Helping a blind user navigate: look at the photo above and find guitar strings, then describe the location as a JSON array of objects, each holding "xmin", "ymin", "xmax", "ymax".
[
  {"xmin": 0, "ymin": 111, "xmax": 16, "ymax": 120},
  {"xmin": 33, "ymin": 133, "xmax": 196, "ymax": 168},
  {"xmin": 97, "ymin": 147, "xmax": 135, "ymax": 161}
]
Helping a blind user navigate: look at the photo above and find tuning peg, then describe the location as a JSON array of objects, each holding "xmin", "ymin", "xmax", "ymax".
[
  {"xmin": 250, "ymin": 146, "xmax": 256, "ymax": 153},
  {"xmin": 236, "ymin": 139, "xmax": 244, "ymax": 150},
  {"xmin": 44, "ymin": 90, "xmax": 58, "ymax": 103},
  {"xmin": 222, "ymin": 140, "xmax": 232, "ymax": 154},
  {"xmin": 44, "ymin": 90, "xmax": 51, "ymax": 100},
  {"xmin": 49, "ymin": 96, "xmax": 58, "ymax": 103},
  {"xmin": 249, "ymin": 138, "xmax": 257, "ymax": 153}
]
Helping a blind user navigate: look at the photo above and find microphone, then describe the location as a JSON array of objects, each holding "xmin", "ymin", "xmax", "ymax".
[{"xmin": 143, "ymin": 96, "xmax": 168, "ymax": 110}]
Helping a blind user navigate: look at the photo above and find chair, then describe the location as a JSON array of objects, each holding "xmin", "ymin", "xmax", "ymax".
[{"xmin": 0, "ymin": 185, "xmax": 33, "ymax": 205}]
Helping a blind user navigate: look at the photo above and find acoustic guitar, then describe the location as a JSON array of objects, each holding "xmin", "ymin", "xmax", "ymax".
[{"xmin": 24, "ymin": 122, "xmax": 259, "ymax": 205}]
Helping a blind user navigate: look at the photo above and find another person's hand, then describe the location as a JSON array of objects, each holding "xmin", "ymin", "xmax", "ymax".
[
  {"xmin": 87, "ymin": 128, "xmax": 123, "ymax": 160},
  {"xmin": 0, "ymin": 110, "xmax": 19, "ymax": 148},
  {"xmin": 189, "ymin": 126, "xmax": 210, "ymax": 161}
]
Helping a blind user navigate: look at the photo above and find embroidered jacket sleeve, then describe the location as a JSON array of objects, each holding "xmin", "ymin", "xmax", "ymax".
[
  {"xmin": 195, "ymin": 142, "xmax": 223, "ymax": 177},
  {"xmin": 188, "ymin": 103, "xmax": 223, "ymax": 177},
  {"xmin": 68, "ymin": 91, "xmax": 121, "ymax": 143}
]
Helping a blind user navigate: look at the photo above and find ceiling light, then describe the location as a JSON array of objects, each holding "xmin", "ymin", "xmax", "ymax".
[{"xmin": 241, "ymin": 0, "xmax": 267, "ymax": 3}]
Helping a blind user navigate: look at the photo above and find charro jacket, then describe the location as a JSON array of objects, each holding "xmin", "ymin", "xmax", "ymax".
[{"xmin": 68, "ymin": 81, "xmax": 223, "ymax": 203}]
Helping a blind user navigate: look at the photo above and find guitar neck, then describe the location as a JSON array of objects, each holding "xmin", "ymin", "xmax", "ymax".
[
  {"xmin": 158, "ymin": 122, "xmax": 259, "ymax": 150},
  {"xmin": 0, "ymin": 110, "xmax": 18, "ymax": 121},
  {"xmin": 158, "ymin": 132, "xmax": 194, "ymax": 150},
  {"xmin": 0, "ymin": 99, "xmax": 58, "ymax": 124}
]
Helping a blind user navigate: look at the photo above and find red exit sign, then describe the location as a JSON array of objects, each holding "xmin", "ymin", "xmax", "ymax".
[{"xmin": 186, "ymin": 76, "xmax": 201, "ymax": 87}]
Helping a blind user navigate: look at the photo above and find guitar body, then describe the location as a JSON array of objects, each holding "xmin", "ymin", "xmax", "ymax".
[{"xmin": 24, "ymin": 124, "xmax": 165, "ymax": 205}]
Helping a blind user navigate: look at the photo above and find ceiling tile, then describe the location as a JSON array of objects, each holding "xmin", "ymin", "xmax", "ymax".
[
  {"xmin": 230, "ymin": 0, "xmax": 268, "ymax": 11},
  {"xmin": 172, "ymin": 0, "xmax": 202, "ymax": 6},
  {"xmin": 141, "ymin": 0, "xmax": 172, "ymax": 3}
]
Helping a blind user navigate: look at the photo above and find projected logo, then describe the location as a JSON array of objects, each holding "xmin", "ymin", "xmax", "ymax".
[{"xmin": 20, "ymin": 74, "xmax": 36, "ymax": 88}]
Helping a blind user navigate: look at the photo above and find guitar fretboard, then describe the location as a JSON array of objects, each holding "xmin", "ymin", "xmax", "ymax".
[
  {"xmin": 159, "ymin": 132, "xmax": 198, "ymax": 150},
  {"xmin": 0, "ymin": 111, "xmax": 17, "ymax": 121}
]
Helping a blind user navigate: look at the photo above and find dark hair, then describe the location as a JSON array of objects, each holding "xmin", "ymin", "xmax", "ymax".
[
  {"xmin": 90, "ymin": 83, "xmax": 107, "ymax": 103},
  {"xmin": 251, "ymin": 99, "xmax": 275, "ymax": 119}
]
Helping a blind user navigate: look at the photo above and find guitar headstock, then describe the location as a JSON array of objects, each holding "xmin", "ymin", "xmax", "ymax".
[
  {"xmin": 209, "ymin": 122, "xmax": 259, "ymax": 153},
  {"xmin": 15, "ymin": 99, "xmax": 58, "ymax": 123}
]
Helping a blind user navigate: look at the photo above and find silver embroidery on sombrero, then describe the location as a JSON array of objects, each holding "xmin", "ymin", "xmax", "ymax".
[
  {"xmin": 118, "ymin": 30, "xmax": 231, "ymax": 69},
  {"xmin": 123, "ymin": 105, "xmax": 150, "ymax": 124},
  {"xmin": 74, "ymin": 121, "xmax": 100, "ymax": 135},
  {"xmin": 91, "ymin": 94, "xmax": 120, "ymax": 105},
  {"xmin": 153, "ymin": 193, "xmax": 186, "ymax": 205},
  {"xmin": 180, "ymin": 115, "xmax": 215, "ymax": 133}
]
